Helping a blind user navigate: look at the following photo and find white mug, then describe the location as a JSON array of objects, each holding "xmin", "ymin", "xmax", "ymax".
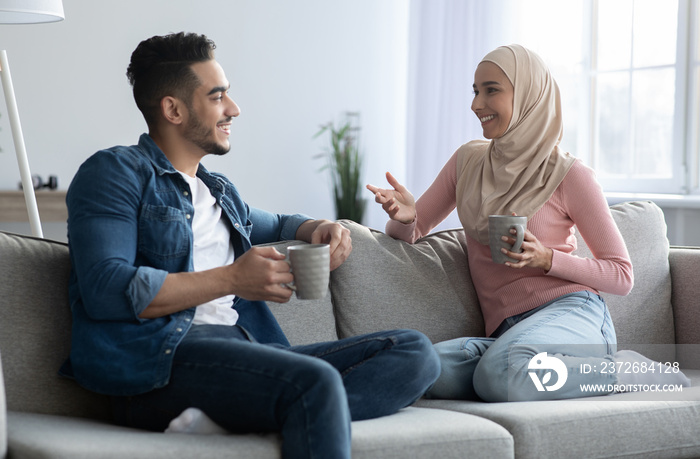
[{"xmin": 285, "ymin": 244, "xmax": 330, "ymax": 300}]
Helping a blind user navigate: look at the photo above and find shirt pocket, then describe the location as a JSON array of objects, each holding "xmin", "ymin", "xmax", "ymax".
[
  {"xmin": 138, "ymin": 204, "xmax": 190, "ymax": 260},
  {"xmin": 236, "ymin": 220, "xmax": 253, "ymax": 239}
]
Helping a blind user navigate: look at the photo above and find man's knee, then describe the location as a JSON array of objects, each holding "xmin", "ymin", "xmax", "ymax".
[
  {"xmin": 396, "ymin": 329, "xmax": 431, "ymax": 350},
  {"xmin": 293, "ymin": 358, "xmax": 345, "ymax": 398},
  {"xmin": 394, "ymin": 329, "xmax": 441, "ymax": 381},
  {"xmin": 276, "ymin": 357, "xmax": 348, "ymax": 421}
]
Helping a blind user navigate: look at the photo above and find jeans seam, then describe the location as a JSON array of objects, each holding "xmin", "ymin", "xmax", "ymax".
[
  {"xmin": 600, "ymin": 303, "xmax": 616, "ymax": 354},
  {"xmin": 341, "ymin": 338, "xmax": 396, "ymax": 378},
  {"xmin": 304, "ymin": 335, "xmax": 399, "ymax": 379},
  {"xmin": 300, "ymin": 382, "xmax": 314, "ymax": 459},
  {"xmin": 309, "ymin": 335, "xmax": 398, "ymax": 359}
]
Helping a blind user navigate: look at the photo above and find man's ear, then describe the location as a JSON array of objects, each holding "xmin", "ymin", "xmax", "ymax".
[{"xmin": 160, "ymin": 96, "xmax": 185, "ymax": 125}]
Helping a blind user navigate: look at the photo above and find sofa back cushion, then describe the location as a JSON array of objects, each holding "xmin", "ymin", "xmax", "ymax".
[
  {"xmin": 575, "ymin": 201, "xmax": 675, "ymax": 361},
  {"xmin": 0, "ymin": 232, "xmax": 110, "ymax": 419},
  {"xmin": 330, "ymin": 222, "xmax": 484, "ymax": 342}
]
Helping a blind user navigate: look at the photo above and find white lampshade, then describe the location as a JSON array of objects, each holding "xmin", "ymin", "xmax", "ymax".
[{"xmin": 0, "ymin": 0, "xmax": 64, "ymax": 24}]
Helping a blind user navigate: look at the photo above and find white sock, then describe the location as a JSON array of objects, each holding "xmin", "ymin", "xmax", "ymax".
[
  {"xmin": 165, "ymin": 407, "xmax": 228, "ymax": 435},
  {"xmin": 612, "ymin": 350, "xmax": 691, "ymax": 390}
]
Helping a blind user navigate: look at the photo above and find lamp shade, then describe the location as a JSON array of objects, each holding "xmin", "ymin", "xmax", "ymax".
[{"xmin": 0, "ymin": 0, "xmax": 64, "ymax": 24}]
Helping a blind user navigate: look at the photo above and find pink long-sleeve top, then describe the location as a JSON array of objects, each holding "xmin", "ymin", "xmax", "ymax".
[{"xmin": 387, "ymin": 152, "xmax": 634, "ymax": 337}]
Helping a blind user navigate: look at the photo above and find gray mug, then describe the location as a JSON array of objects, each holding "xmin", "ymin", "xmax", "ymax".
[
  {"xmin": 488, "ymin": 215, "xmax": 526, "ymax": 264},
  {"xmin": 285, "ymin": 244, "xmax": 330, "ymax": 300}
]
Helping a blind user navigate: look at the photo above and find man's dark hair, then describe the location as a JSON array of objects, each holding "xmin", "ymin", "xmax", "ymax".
[{"xmin": 126, "ymin": 32, "xmax": 216, "ymax": 127}]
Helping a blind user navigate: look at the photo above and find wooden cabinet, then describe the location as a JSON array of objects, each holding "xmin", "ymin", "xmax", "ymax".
[{"xmin": 0, "ymin": 191, "xmax": 67, "ymax": 222}]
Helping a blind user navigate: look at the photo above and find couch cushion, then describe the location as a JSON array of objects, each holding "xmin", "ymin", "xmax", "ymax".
[
  {"xmin": 330, "ymin": 221, "xmax": 484, "ymax": 342},
  {"xmin": 575, "ymin": 201, "xmax": 676, "ymax": 361},
  {"xmin": 418, "ymin": 398, "xmax": 700, "ymax": 459},
  {"xmin": 7, "ymin": 411, "xmax": 281, "ymax": 459},
  {"xmin": 7, "ymin": 407, "xmax": 514, "ymax": 459},
  {"xmin": 417, "ymin": 370, "xmax": 700, "ymax": 459},
  {"xmin": 350, "ymin": 406, "xmax": 513, "ymax": 459},
  {"xmin": 0, "ymin": 232, "xmax": 110, "ymax": 420}
]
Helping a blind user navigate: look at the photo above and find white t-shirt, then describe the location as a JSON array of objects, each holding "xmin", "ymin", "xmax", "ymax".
[{"xmin": 178, "ymin": 172, "xmax": 239, "ymax": 326}]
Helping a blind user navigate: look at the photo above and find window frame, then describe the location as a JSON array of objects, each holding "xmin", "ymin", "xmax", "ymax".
[
  {"xmin": 586, "ymin": 0, "xmax": 693, "ymax": 195},
  {"xmin": 684, "ymin": 0, "xmax": 700, "ymax": 193}
]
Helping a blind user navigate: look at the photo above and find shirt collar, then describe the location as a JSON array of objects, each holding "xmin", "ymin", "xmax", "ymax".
[{"xmin": 137, "ymin": 133, "xmax": 178, "ymax": 176}]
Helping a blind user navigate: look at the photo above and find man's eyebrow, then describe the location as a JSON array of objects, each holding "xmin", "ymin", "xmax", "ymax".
[{"xmin": 207, "ymin": 84, "xmax": 230, "ymax": 96}]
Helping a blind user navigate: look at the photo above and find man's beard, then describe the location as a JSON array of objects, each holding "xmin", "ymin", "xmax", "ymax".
[{"xmin": 185, "ymin": 109, "xmax": 231, "ymax": 156}]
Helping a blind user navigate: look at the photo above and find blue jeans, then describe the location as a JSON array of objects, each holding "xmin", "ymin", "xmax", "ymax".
[
  {"xmin": 112, "ymin": 302, "xmax": 440, "ymax": 459},
  {"xmin": 425, "ymin": 291, "xmax": 618, "ymax": 402}
]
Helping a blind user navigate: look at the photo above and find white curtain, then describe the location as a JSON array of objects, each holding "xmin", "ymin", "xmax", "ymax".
[{"xmin": 406, "ymin": 0, "xmax": 514, "ymax": 231}]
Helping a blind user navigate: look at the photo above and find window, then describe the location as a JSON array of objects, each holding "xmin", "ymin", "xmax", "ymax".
[
  {"xmin": 592, "ymin": 0, "xmax": 682, "ymax": 193},
  {"xmin": 688, "ymin": 0, "xmax": 700, "ymax": 191},
  {"xmin": 502, "ymin": 0, "xmax": 699, "ymax": 194}
]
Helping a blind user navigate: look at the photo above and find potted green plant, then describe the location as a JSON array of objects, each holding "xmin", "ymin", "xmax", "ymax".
[{"xmin": 314, "ymin": 112, "xmax": 365, "ymax": 223}]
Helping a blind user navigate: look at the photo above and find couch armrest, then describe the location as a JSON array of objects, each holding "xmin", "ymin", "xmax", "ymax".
[
  {"xmin": 669, "ymin": 247, "xmax": 700, "ymax": 369},
  {"xmin": 0, "ymin": 353, "xmax": 7, "ymax": 458}
]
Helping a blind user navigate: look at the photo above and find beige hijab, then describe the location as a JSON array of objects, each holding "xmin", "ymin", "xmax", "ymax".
[{"xmin": 455, "ymin": 44, "xmax": 576, "ymax": 244}]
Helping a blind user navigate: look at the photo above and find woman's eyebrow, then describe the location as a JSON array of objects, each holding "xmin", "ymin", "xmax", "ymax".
[{"xmin": 473, "ymin": 81, "xmax": 502, "ymax": 89}]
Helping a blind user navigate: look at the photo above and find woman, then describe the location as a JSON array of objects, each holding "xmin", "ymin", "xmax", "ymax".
[{"xmin": 367, "ymin": 44, "xmax": 690, "ymax": 401}]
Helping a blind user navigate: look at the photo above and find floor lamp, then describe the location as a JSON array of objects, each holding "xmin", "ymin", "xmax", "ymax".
[{"xmin": 0, "ymin": 0, "xmax": 64, "ymax": 238}]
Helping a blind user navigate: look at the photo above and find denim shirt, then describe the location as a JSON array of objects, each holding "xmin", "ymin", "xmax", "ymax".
[{"xmin": 60, "ymin": 134, "xmax": 311, "ymax": 396}]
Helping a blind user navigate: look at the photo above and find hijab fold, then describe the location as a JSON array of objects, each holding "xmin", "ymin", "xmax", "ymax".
[{"xmin": 456, "ymin": 45, "xmax": 576, "ymax": 244}]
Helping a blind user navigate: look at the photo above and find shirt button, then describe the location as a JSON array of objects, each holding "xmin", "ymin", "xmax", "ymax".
[
  {"xmin": 234, "ymin": 223, "xmax": 240, "ymax": 228},
  {"xmin": 186, "ymin": 214, "xmax": 191, "ymax": 220},
  {"xmin": 165, "ymin": 349, "xmax": 172, "ymax": 355},
  {"xmin": 176, "ymin": 328, "xmax": 183, "ymax": 333},
  {"xmin": 183, "ymin": 191, "xmax": 189, "ymax": 197}
]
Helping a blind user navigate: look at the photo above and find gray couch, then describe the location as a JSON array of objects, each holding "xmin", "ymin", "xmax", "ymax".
[{"xmin": 0, "ymin": 200, "xmax": 698, "ymax": 458}]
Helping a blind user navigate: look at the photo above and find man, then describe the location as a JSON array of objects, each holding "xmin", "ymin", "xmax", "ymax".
[{"xmin": 60, "ymin": 32, "xmax": 440, "ymax": 459}]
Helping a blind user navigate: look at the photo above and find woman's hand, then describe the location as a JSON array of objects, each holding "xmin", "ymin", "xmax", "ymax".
[
  {"xmin": 501, "ymin": 228, "xmax": 553, "ymax": 271},
  {"xmin": 366, "ymin": 172, "xmax": 417, "ymax": 224}
]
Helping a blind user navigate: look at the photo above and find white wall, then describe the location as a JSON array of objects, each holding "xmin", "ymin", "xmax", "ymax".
[{"xmin": 0, "ymin": 0, "xmax": 409, "ymax": 236}]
